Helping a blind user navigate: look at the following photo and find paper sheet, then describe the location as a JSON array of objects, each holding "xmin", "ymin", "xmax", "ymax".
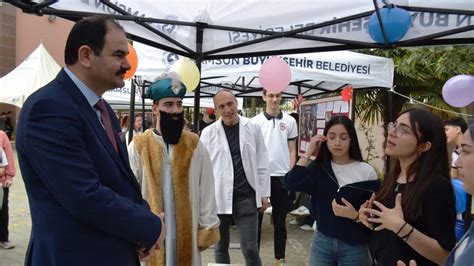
[
  {"xmin": 317, "ymin": 103, "xmax": 326, "ymax": 118},
  {"xmin": 333, "ymin": 101, "xmax": 342, "ymax": 113},
  {"xmin": 341, "ymin": 101, "xmax": 349, "ymax": 113},
  {"xmin": 316, "ymin": 120, "xmax": 325, "ymax": 128},
  {"xmin": 326, "ymin": 101, "xmax": 334, "ymax": 111}
]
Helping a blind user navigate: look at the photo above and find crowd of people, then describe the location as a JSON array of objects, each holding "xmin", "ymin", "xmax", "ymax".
[{"xmin": 0, "ymin": 16, "xmax": 472, "ymax": 266}]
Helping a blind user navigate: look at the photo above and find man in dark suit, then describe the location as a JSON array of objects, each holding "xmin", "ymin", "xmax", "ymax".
[{"xmin": 16, "ymin": 17, "xmax": 164, "ymax": 266}]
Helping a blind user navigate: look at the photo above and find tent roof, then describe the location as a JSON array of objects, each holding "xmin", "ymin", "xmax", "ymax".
[
  {"xmin": 134, "ymin": 42, "xmax": 394, "ymax": 98},
  {"xmin": 6, "ymin": 0, "xmax": 471, "ymax": 127},
  {"xmin": 0, "ymin": 43, "xmax": 61, "ymax": 108},
  {"xmin": 7, "ymin": 0, "xmax": 473, "ymax": 59}
]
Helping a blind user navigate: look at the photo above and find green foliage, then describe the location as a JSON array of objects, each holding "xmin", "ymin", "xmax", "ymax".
[
  {"xmin": 356, "ymin": 45, "xmax": 474, "ymax": 125},
  {"xmin": 355, "ymin": 89, "xmax": 385, "ymax": 125}
]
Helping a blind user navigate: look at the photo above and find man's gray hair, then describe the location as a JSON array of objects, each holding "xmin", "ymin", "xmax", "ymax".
[{"xmin": 213, "ymin": 89, "xmax": 236, "ymax": 102}]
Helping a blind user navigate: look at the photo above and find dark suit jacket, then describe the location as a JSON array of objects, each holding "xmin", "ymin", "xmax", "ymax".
[{"xmin": 16, "ymin": 69, "xmax": 162, "ymax": 266}]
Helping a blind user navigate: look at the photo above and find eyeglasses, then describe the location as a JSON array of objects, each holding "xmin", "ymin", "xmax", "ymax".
[{"xmin": 387, "ymin": 122, "xmax": 412, "ymax": 137}]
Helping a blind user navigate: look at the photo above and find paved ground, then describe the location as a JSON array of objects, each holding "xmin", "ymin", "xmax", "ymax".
[
  {"xmin": 0, "ymin": 150, "xmax": 313, "ymax": 266},
  {"xmin": 201, "ymin": 215, "xmax": 313, "ymax": 266}
]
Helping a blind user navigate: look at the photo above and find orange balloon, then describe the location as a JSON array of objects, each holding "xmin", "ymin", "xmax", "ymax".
[{"xmin": 124, "ymin": 43, "xmax": 138, "ymax": 80}]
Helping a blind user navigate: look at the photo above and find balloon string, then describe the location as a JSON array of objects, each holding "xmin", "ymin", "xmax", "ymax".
[{"xmin": 390, "ymin": 90, "xmax": 473, "ymax": 117}]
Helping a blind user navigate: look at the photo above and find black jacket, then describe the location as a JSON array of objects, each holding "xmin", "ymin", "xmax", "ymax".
[{"xmin": 285, "ymin": 159, "xmax": 380, "ymax": 245}]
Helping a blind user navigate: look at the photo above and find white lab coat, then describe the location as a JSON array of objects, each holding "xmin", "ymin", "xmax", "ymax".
[{"xmin": 200, "ymin": 116, "xmax": 270, "ymax": 214}]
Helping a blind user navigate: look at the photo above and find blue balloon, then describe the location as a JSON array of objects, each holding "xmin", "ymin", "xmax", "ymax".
[{"xmin": 368, "ymin": 7, "xmax": 412, "ymax": 44}]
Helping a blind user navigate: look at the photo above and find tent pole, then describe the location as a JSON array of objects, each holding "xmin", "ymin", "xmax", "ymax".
[
  {"xmin": 193, "ymin": 23, "xmax": 205, "ymax": 133},
  {"xmin": 384, "ymin": 87, "xmax": 394, "ymax": 176},
  {"xmin": 372, "ymin": 0, "xmax": 390, "ymax": 47},
  {"xmin": 351, "ymin": 90, "xmax": 356, "ymax": 121},
  {"xmin": 128, "ymin": 79, "xmax": 136, "ymax": 143},
  {"xmin": 141, "ymin": 84, "xmax": 146, "ymax": 130},
  {"xmin": 297, "ymin": 86, "xmax": 302, "ymax": 113}
]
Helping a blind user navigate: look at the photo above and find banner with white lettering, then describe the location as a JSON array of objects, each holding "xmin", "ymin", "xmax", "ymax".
[
  {"xmin": 133, "ymin": 42, "xmax": 394, "ymax": 97},
  {"xmin": 51, "ymin": 0, "xmax": 473, "ymax": 56}
]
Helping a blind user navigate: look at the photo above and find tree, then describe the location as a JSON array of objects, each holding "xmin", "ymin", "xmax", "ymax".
[{"xmin": 356, "ymin": 45, "xmax": 474, "ymax": 125}]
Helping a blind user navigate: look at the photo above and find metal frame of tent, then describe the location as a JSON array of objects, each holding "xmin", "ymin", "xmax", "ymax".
[
  {"xmin": 5, "ymin": 0, "xmax": 473, "ymax": 126},
  {"xmin": 7, "ymin": 1, "xmax": 473, "ymax": 58}
]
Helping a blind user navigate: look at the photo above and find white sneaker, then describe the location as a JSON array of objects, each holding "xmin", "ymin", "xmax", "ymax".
[
  {"xmin": 264, "ymin": 206, "xmax": 273, "ymax": 214},
  {"xmin": 275, "ymin": 259, "xmax": 286, "ymax": 266},
  {"xmin": 299, "ymin": 224, "xmax": 314, "ymax": 231},
  {"xmin": 289, "ymin": 219, "xmax": 299, "ymax": 225},
  {"xmin": 0, "ymin": 241, "xmax": 14, "ymax": 249},
  {"xmin": 290, "ymin": 206, "xmax": 310, "ymax": 216}
]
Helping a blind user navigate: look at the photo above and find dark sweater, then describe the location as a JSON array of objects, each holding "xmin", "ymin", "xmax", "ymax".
[{"xmin": 285, "ymin": 160, "xmax": 380, "ymax": 245}]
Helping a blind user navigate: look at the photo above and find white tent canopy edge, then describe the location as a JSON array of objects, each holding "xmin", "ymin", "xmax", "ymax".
[{"xmin": 134, "ymin": 42, "xmax": 394, "ymax": 98}]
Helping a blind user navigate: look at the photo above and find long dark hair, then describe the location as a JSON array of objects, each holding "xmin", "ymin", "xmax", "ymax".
[
  {"xmin": 376, "ymin": 108, "xmax": 450, "ymax": 222},
  {"xmin": 315, "ymin": 115, "xmax": 363, "ymax": 163}
]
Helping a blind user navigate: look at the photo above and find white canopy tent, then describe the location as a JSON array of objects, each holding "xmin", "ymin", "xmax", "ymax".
[
  {"xmin": 0, "ymin": 44, "xmax": 60, "ymax": 108},
  {"xmin": 0, "ymin": 42, "xmax": 391, "ymax": 111},
  {"xmin": 10, "ymin": 0, "xmax": 472, "ymax": 58},
  {"xmin": 6, "ymin": 0, "xmax": 472, "ymax": 128},
  {"xmin": 134, "ymin": 42, "xmax": 394, "ymax": 98}
]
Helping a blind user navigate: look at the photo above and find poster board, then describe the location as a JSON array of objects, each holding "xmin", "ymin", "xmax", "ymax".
[{"xmin": 298, "ymin": 96, "xmax": 352, "ymax": 158}]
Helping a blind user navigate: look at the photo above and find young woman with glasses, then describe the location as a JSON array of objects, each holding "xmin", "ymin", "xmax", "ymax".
[
  {"xmin": 359, "ymin": 108, "xmax": 456, "ymax": 265},
  {"xmin": 398, "ymin": 119, "xmax": 474, "ymax": 266},
  {"xmin": 285, "ymin": 115, "xmax": 380, "ymax": 265}
]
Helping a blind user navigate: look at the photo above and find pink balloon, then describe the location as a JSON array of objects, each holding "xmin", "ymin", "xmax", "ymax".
[
  {"xmin": 259, "ymin": 56, "xmax": 291, "ymax": 93},
  {"xmin": 442, "ymin": 75, "xmax": 474, "ymax": 108}
]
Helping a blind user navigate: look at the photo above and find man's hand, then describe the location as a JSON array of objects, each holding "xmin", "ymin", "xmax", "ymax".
[
  {"xmin": 258, "ymin": 197, "xmax": 269, "ymax": 213},
  {"xmin": 138, "ymin": 212, "xmax": 166, "ymax": 261},
  {"xmin": 138, "ymin": 247, "xmax": 153, "ymax": 261},
  {"xmin": 155, "ymin": 213, "xmax": 166, "ymax": 249}
]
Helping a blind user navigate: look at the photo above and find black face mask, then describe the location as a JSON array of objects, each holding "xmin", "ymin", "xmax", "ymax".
[{"xmin": 159, "ymin": 111, "xmax": 184, "ymax": 144}]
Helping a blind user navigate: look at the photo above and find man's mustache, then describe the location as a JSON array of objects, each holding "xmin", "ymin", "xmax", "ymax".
[
  {"xmin": 169, "ymin": 113, "xmax": 181, "ymax": 120},
  {"xmin": 116, "ymin": 67, "xmax": 129, "ymax": 76}
]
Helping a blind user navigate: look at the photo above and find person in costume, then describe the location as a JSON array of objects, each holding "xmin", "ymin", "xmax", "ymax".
[{"xmin": 128, "ymin": 72, "xmax": 220, "ymax": 266}]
